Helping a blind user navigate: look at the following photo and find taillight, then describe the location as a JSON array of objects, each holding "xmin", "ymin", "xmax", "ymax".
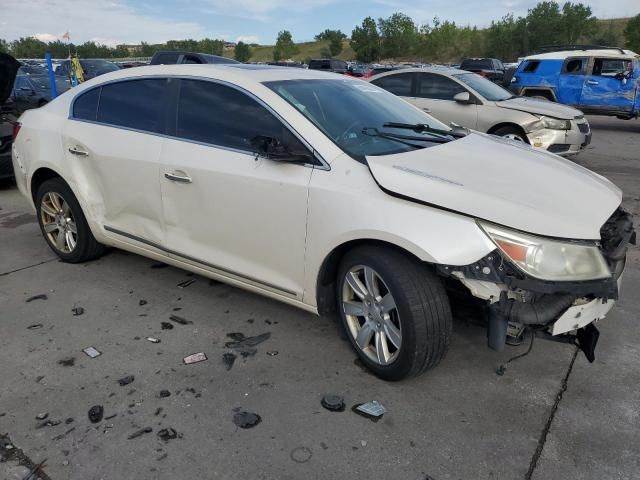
[{"xmin": 12, "ymin": 122, "xmax": 21, "ymax": 143}]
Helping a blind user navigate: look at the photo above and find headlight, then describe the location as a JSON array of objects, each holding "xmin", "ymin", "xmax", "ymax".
[
  {"xmin": 479, "ymin": 222, "xmax": 611, "ymax": 281},
  {"xmin": 540, "ymin": 116, "xmax": 571, "ymax": 130}
]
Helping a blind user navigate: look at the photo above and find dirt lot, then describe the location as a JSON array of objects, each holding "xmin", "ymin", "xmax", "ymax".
[{"xmin": 0, "ymin": 116, "xmax": 639, "ymax": 480}]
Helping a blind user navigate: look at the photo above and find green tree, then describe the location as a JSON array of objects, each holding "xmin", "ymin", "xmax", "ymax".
[
  {"xmin": 273, "ymin": 30, "xmax": 298, "ymax": 61},
  {"xmin": 198, "ymin": 38, "xmax": 224, "ymax": 55},
  {"xmin": 624, "ymin": 14, "xmax": 640, "ymax": 52},
  {"xmin": 378, "ymin": 12, "xmax": 418, "ymax": 59},
  {"xmin": 486, "ymin": 14, "xmax": 527, "ymax": 61},
  {"xmin": 350, "ymin": 16, "xmax": 381, "ymax": 62},
  {"xmin": 526, "ymin": 2, "xmax": 564, "ymax": 51},
  {"xmin": 0, "ymin": 39, "xmax": 8, "ymax": 54},
  {"xmin": 10, "ymin": 37, "xmax": 48, "ymax": 58},
  {"xmin": 234, "ymin": 41, "xmax": 252, "ymax": 62},
  {"xmin": 139, "ymin": 41, "xmax": 156, "ymax": 57},
  {"xmin": 561, "ymin": 2, "xmax": 597, "ymax": 43},
  {"xmin": 315, "ymin": 29, "xmax": 346, "ymax": 56}
]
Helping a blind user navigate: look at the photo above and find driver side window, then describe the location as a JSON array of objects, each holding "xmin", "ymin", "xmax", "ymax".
[{"xmin": 176, "ymin": 79, "xmax": 309, "ymax": 157}]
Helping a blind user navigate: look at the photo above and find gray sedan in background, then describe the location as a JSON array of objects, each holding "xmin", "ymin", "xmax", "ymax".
[{"xmin": 369, "ymin": 67, "xmax": 591, "ymax": 156}]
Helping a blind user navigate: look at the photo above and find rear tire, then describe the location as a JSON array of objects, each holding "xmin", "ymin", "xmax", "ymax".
[
  {"xmin": 35, "ymin": 178, "xmax": 106, "ymax": 263},
  {"xmin": 337, "ymin": 246, "xmax": 452, "ymax": 380}
]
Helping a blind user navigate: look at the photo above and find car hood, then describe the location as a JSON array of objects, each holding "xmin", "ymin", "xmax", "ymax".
[
  {"xmin": 366, "ymin": 133, "xmax": 621, "ymax": 240},
  {"xmin": 495, "ymin": 97, "xmax": 582, "ymax": 119},
  {"xmin": 0, "ymin": 53, "xmax": 20, "ymax": 104}
]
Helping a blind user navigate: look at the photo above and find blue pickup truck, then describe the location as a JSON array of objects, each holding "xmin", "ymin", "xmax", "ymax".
[{"xmin": 510, "ymin": 47, "xmax": 639, "ymax": 120}]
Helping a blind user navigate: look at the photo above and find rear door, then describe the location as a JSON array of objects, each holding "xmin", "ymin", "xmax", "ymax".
[
  {"xmin": 413, "ymin": 72, "xmax": 478, "ymax": 129},
  {"xmin": 158, "ymin": 78, "xmax": 313, "ymax": 299},
  {"xmin": 557, "ymin": 56, "xmax": 588, "ymax": 106},
  {"xmin": 580, "ymin": 57, "xmax": 636, "ymax": 114},
  {"xmin": 63, "ymin": 78, "xmax": 171, "ymax": 246}
]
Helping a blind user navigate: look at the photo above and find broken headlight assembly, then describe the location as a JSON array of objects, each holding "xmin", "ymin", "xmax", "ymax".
[
  {"xmin": 538, "ymin": 116, "xmax": 571, "ymax": 130},
  {"xmin": 478, "ymin": 222, "xmax": 611, "ymax": 282}
]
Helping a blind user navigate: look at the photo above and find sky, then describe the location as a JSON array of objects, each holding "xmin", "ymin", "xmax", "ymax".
[{"xmin": 1, "ymin": 0, "xmax": 638, "ymax": 46}]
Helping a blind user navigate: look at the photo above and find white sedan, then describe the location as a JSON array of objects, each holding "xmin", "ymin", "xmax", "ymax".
[{"xmin": 11, "ymin": 65, "xmax": 633, "ymax": 379}]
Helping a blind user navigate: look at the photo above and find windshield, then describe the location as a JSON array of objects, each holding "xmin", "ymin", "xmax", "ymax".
[
  {"xmin": 264, "ymin": 79, "xmax": 451, "ymax": 160},
  {"xmin": 453, "ymin": 73, "xmax": 512, "ymax": 101}
]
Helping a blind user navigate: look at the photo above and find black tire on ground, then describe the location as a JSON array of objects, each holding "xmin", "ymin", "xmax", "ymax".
[
  {"xmin": 492, "ymin": 125, "xmax": 528, "ymax": 143},
  {"xmin": 336, "ymin": 245, "xmax": 452, "ymax": 380},
  {"xmin": 35, "ymin": 177, "xmax": 106, "ymax": 263}
]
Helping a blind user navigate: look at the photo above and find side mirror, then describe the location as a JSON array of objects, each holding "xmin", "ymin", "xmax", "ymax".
[
  {"xmin": 250, "ymin": 135, "xmax": 312, "ymax": 164},
  {"xmin": 453, "ymin": 91, "xmax": 471, "ymax": 104}
]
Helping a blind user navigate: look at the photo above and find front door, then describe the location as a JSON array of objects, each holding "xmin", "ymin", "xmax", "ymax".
[
  {"xmin": 557, "ymin": 56, "xmax": 588, "ymax": 106},
  {"xmin": 580, "ymin": 57, "xmax": 637, "ymax": 114},
  {"xmin": 413, "ymin": 72, "xmax": 478, "ymax": 129},
  {"xmin": 159, "ymin": 79, "xmax": 313, "ymax": 299}
]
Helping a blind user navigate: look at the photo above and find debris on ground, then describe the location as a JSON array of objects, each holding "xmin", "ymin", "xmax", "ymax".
[
  {"xmin": 26, "ymin": 294, "xmax": 47, "ymax": 302},
  {"xmin": 352, "ymin": 401, "xmax": 386, "ymax": 422},
  {"xmin": 360, "ymin": 440, "xmax": 367, "ymax": 447},
  {"xmin": 82, "ymin": 346, "xmax": 101, "ymax": 358},
  {"xmin": 157, "ymin": 428, "xmax": 178, "ymax": 442},
  {"xmin": 222, "ymin": 352, "xmax": 236, "ymax": 371},
  {"xmin": 233, "ymin": 411, "xmax": 261, "ymax": 429},
  {"xmin": 36, "ymin": 419, "xmax": 61, "ymax": 429},
  {"xmin": 127, "ymin": 427, "xmax": 152, "ymax": 439},
  {"xmin": 57, "ymin": 357, "xmax": 75, "ymax": 367},
  {"xmin": 104, "ymin": 414, "xmax": 117, "ymax": 420},
  {"xmin": 290, "ymin": 446, "xmax": 313, "ymax": 463},
  {"xmin": 27, "ymin": 324, "xmax": 43, "ymax": 330},
  {"xmin": 225, "ymin": 332, "xmax": 271, "ymax": 357},
  {"xmin": 154, "ymin": 408, "xmax": 163, "ymax": 416},
  {"xmin": 139, "ymin": 299, "xmax": 147, "ymax": 306},
  {"xmin": 21, "ymin": 457, "xmax": 48, "ymax": 479},
  {"xmin": 117, "ymin": 375, "xmax": 135, "ymax": 386},
  {"xmin": 146, "ymin": 337, "xmax": 161, "ymax": 343},
  {"xmin": 172, "ymin": 307, "xmax": 182, "ymax": 311},
  {"xmin": 169, "ymin": 314, "xmax": 193, "ymax": 325},
  {"xmin": 177, "ymin": 279, "xmax": 196, "ymax": 289},
  {"xmin": 183, "ymin": 352, "xmax": 207, "ymax": 364},
  {"xmin": 35, "ymin": 412, "xmax": 48, "ymax": 421},
  {"xmin": 161, "ymin": 322, "xmax": 174, "ymax": 330},
  {"xmin": 321, "ymin": 394, "xmax": 346, "ymax": 412},
  {"xmin": 157, "ymin": 453, "xmax": 168, "ymax": 461},
  {"xmin": 88, "ymin": 405, "xmax": 104, "ymax": 424},
  {"xmin": 247, "ymin": 318, "xmax": 254, "ymax": 324},
  {"xmin": 158, "ymin": 390, "xmax": 171, "ymax": 398},
  {"xmin": 71, "ymin": 307, "xmax": 84, "ymax": 316},
  {"xmin": 266, "ymin": 351, "xmax": 279, "ymax": 356},
  {"xmin": 65, "ymin": 418, "xmax": 74, "ymax": 424}
]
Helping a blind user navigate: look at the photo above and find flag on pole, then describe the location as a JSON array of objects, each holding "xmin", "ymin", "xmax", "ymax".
[{"xmin": 62, "ymin": 31, "xmax": 70, "ymax": 41}]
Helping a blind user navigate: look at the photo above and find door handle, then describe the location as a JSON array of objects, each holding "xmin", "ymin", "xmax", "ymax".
[
  {"xmin": 586, "ymin": 80, "xmax": 599, "ymax": 85},
  {"xmin": 68, "ymin": 146, "xmax": 88, "ymax": 156},
  {"xmin": 164, "ymin": 172, "xmax": 192, "ymax": 184}
]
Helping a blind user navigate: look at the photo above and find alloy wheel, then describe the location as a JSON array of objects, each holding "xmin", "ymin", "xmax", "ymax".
[
  {"xmin": 341, "ymin": 265, "xmax": 402, "ymax": 365},
  {"xmin": 40, "ymin": 191, "xmax": 78, "ymax": 253}
]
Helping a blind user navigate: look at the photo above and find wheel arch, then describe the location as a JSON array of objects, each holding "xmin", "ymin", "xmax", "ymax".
[
  {"xmin": 315, "ymin": 238, "xmax": 432, "ymax": 315},
  {"xmin": 487, "ymin": 122, "xmax": 529, "ymax": 142},
  {"xmin": 520, "ymin": 87, "xmax": 557, "ymax": 102},
  {"xmin": 30, "ymin": 167, "xmax": 64, "ymax": 203}
]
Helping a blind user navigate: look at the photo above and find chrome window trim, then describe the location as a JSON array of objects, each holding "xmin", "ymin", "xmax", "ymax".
[{"xmin": 67, "ymin": 74, "xmax": 330, "ymax": 171}]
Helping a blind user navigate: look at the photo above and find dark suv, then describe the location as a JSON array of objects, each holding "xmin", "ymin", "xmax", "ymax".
[
  {"xmin": 0, "ymin": 53, "xmax": 20, "ymax": 180},
  {"xmin": 150, "ymin": 51, "xmax": 239, "ymax": 65},
  {"xmin": 308, "ymin": 58, "xmax": 348, "ymax": 74},
  {"xmin": 460, "ymin": 58, "xmax": 505, "ymax": 84}
]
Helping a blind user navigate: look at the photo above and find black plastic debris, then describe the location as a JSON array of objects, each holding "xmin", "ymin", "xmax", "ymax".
[
  {"xmin": 71, "ymin": 307, "xmax": 84, "ymax": 316},
  {"xmin": 222, "ymin": 352, "xmax": 237, "ymax": 371},
  {"xmin": 247, "ymin": 318, "xmax": 254, "ymax": 324},
  {"xmin": 58, "ymin": 357, "xmax": 75, "ymax": 367},
  {"xmin": 157, "ymin": 428, "xmax": 178, "ymax": 442},
  {"xmin": 177, "ymin": 279, "xmax": 196, "ymax": 289},
  {"xmin": 266, "ymin": 351, "xmax": 279, "ymax": 356},
  {"xmin": 139, "ymin": 299, "xmax": 148, "ymax": 306},
  {"xmin": 161, "ymin": 322, "xmax": 174, "ymax": 330},
  {"xmin": 117, "ymin": 375, "xmax": 135, "ymax": 386},
  {"xmin": 169, "ymin": 314, "xmax": 193, "ymax": 325},
  {"xmin": 104, "ymin": 414, "xmax": 117, "ymax": 420},
  {"xmin": 321, "ymin": 394, "xmax": 345, "ymax": 412},
  {"xmin": 151, "ymin": 262, "xmax": 168, "ymax": 269},
  {"xmin": 27, "ymin": 323, "xmax": 43, "ymax": 330},
  {"xmin": 36, "ymin": 419, "xmax": 61, "ymax": 428},
  {"xmin": 159, "ymin": 390, "xmax": 171, "ymax": 398},
  {"xmin": 154, "ymin": 407, "xmax": 163, "ymax": 416},
  {"xmin": 128, "ymin": 427, "xmax": 152, "ymax": 439},
  {"xmin": 65, "ymin": 417, "xmax": 74, "ymax": 424},
  {"xmin": 88, "ymin": 405, "xmax": 104, "ymax": 424},
  {"xmin": 35, "ymin": 412, "xmax": 48, "ymax": 420},
  {"xmin": 233, "ymin": 411, "xmax": 261, "ymax": 429},
  {"xmin": 26, "ymin": 294, "xmax": 47, "ymax": 302},
  {"xmin": 225, "ymin": 332, "xmax": 271, "ymax": 357},
  {"xmin": 352, "ymin": 401, "xmax": 386, "ymax": 422},
  {"xmin": 172, "ymin": 307, "xmax": 182, "ymax": 311}
]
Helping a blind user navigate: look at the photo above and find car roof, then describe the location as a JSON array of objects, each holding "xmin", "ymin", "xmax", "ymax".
[
  {"xmin": 368, "ymin": 66, "xmax": 470, "ymax": 80},
  {"xmin": 524, "ymin": 49, "xmax": 638, "ymax": 60}
]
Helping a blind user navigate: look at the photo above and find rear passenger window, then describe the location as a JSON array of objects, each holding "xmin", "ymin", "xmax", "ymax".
[
  {"xmin": 176, "ymin": 79, "xmax": 307, "ymax": 154},
  {"xmin": 562, "ymin": 58, "xmax": 587, "ymax": 75},
  {"xmin": 73, "ymin": 88, "xmax": 100, "ymax": 121},
  {"xmin": 371, "ymin": 73, "xmax": 413, "ymax": 96},
  {"xmin": 522, "ymin": 60, "xmax": 540, "ymax": 73},
  {"xmin": 97, "ymin": 79, "xmax": 168, "ymax": 133},
  {"xmin": 417, "ymin": 73, "xmax": 465, "ymax": 100}
]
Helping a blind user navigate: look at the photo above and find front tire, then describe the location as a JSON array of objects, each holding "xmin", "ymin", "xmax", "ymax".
[
  {"xmin": 36, "ymin": 178, "xmax": 106, "ymax": 263},
  {"xmin": 337, "ymin": 246, "xmax": 452, "ymax": 380},
  {"xmin": 493, "ymin": 126, "xmax": 528, "ymax": 143}
]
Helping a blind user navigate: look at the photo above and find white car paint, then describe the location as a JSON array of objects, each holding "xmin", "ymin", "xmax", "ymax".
[{"xmin": 11, "ymin": 64, "xmax": 625, "ymax": 336}]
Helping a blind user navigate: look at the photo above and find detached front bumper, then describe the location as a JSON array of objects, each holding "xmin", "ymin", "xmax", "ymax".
[{"xmin": 526, "ymin": 118, "xmax": 591, "ymax": 156}]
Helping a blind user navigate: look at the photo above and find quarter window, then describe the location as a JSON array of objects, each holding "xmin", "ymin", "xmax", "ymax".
[
  {"xmin": 370, "ymin": 73, "xmax": 413, "ymax": 96},
  {"xmin": 562, "ymin": 57, "xmax": 587, "ymax": 75},
  {"xmin": 176, "ymin": 79, "xmax": 308, "ymax": 155},
  {"xmin": 97, "ymin": 79, "xmax": 168, "ymax": 133},
  {"xmin": 73, "ymin": 88, "xmax": 100, "ymax": 121},
  {"xmin": 417, "ymin": 73, "xmax": 466, "ymax": 100}
]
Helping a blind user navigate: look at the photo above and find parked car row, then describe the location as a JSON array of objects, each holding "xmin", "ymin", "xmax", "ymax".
[{"xmin": 11, "ymin": 64, "xmax": 634, "ymax": 379}]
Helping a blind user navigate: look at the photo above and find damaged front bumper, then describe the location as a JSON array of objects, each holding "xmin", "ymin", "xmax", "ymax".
[
  {"xmin": 525, "ymin": 117, "xmax": 591, "ymax": 156},
  {"xmin": 438, "ymin": 207, "xmax": 635, "ymax": 360}
]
